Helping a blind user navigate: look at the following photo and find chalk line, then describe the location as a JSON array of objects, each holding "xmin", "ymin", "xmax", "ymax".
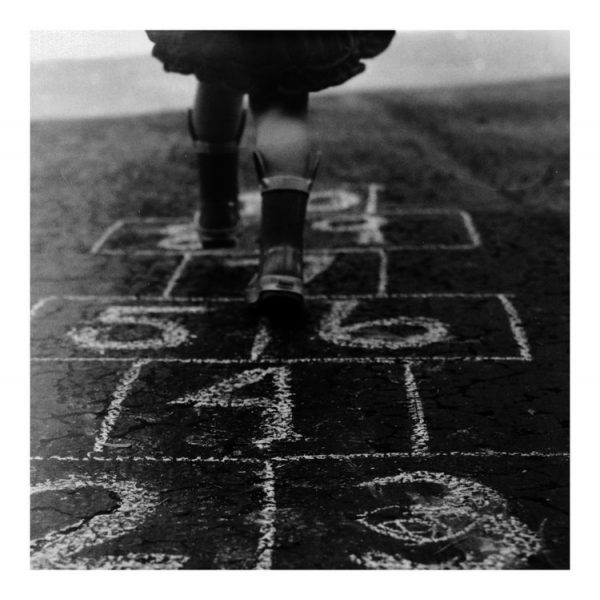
[
  {"xmin": 31, "ymin": 450, "xmax": 569, "ymax": 465},
  {"xmin": 30, "ymin": 296, "xmax": 57, "ymax": 318},
  {"xmin": 377, "ymin": 249, "xmax": 388, "ymax": 297},
  {"xmin": 459, "ymin": 210, "xmax": 483, "ymax": 248},
  {"xmin": 404, "ymin": 363, "xmax": 429, "ymax": 455},
  {"xmin": 92, "ymin": 202, "xmax": 485, "ymax": 257},
  {"xmin": 31, "ymin": 354, "xmax": 532, "ymax": 364},
  {"xmin": 250, "ymin": 320, "xmax": 271, "ymax": 360},
  {"xmin": 92, "ymin": 360, "xmax": 148, "ymax": 453},
  {"xmin": 31, "ymin": 454, "xmax": 263, "ymax": 464},
  {"xmin": 497, "ymin": 294, "xmax": 533, "ymax": 361},
  {"xmin": 365, "ymin": 183, "xmax": 382, "ymax": 216},
  {"xmin": 162, "ymin": 252, "xmax": 192, "ymax": 299},
  {"xmin": 89, "ymin": 219, "xmax": 125, "ymax": 255},
  {"xmin": 97, "ymin": 243, "xmax": 480, "ymax": 257},
  {"xmin": 255, "ymin": 460, "xmax": 276, "ymax": 569},
  {"xmin": 58, "ymin": 292, "xmax": 514, "ymax": 302},
  {"xmin": 379, "ymin": 207, "xmax": 475, "ymax": 216},
  {"xmin": 358, "ymin": 183, "xmax": 385, "ymax": 244}
]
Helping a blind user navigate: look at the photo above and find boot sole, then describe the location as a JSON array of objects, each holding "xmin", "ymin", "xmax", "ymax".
[
  {"xmin": 247, "ymin": 275, "xmax": 305, "ymax": 319},
  {"xmin": 198, "ymin": 227, "xmax": 238, "ymax": 249},
  {"xmin": 200, "ymin": 237, "xmax": 237, "ymax": 249},
  {"xmin": 258, "ymin": 291, "xmax": 305, "ymax": 320}
]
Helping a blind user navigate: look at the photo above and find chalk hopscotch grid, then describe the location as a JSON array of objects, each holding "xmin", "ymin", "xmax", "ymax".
[
  {"xmin": 35, "ymin": 351, "xmax": 564, "ymax": 567},
  {"xmin": 30, "ymin": 348, "xmax": 563, "ymax": 572},
  {"xmin": 89, "ymin": 182, "xmax": 483, "ymax": 256},
  {"xmin": 30, "ymin": 343, "xmax": 396, "ymax": 568},
  {"xmin": 30, "ymin": 293, "xmax": 533, "ymax": 362},
  {"xmin": 35, "ymin": 346, "xmax": 557, "ymax": 570},
  {"xmin": 33, "ymin": 192, "xmax": 557, "ymax": 568},
  {"xmin": 89, "ymin": 214, "xmax": 482, "ymax": 255}
]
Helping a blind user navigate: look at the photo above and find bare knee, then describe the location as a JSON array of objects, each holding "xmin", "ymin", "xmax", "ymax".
[{"xmin": 250, "ymin": 91, "xmax": 311, "ymax": 175}]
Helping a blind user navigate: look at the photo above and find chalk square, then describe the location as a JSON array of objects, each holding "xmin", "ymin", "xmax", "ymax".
[
  {"xmin": 30, "ymin": 459, "xmax": 265, "ymax": 569},
  {"xmin": 31, "ymin": 361, "xmax": 135, "ymax": 458},
  {"xmin": 172, "ymin": 252, "xmax": 382, "ymax": 297},
  {"xmin": 272, "ymin": 455, "xmax": 568, "ymax": 569},
  {"xmin": 92, "ymin": 210, "xmax": 479, "ymax": 256},
  {"xmin": 97, "ymin": 218, "xmax": 261, "ymax": 255},
  {"xmin": 89, "ymin": 187, "xmax": 365, "ymax": 257},
  {"xmin": 308, "ymin": 209, "xmax": 479, "ymax": 250},
  {"xmin": 100, "ymin": 363, "xmax": 413, "ymax": 458},
  {"xmin": 411, "ymin": 361, "xmax": 569, "ymax": 453},
  {"xmin": 260, "ymin": 294, "xmax": 531, "ymax": 361},
  {"xmin": 30, "ymin": 297, "xmax": 257, "ymax": 359}
]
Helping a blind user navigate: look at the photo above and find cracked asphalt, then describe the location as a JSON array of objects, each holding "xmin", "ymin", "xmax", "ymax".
[{"xmin": 30, "ymin": 77, "xmax": 569, "ymax": 569}]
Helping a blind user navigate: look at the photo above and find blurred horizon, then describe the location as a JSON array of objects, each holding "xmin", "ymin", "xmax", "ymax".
[{"xmin": 31, "ymin": 30, "xmax": 569, "ymax": 120}]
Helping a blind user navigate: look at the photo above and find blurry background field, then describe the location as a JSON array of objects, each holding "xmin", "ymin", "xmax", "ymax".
[{"xmin": 31, "ymin": 30, "xmax": 569, "ymax": 120}]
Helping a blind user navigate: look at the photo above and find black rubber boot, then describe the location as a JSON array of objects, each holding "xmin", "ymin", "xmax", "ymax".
[
  {"xmin": 188, "ymin": 109, "xmax": 246, "ymax": 248},
  {"xmin": 246, "ymin": 150, "xmax": 320, "ymax": 316}
]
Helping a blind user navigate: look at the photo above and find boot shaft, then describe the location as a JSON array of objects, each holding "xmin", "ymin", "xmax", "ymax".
[
  {"xmin": 188, "ymin": 109, "xmax": 246, "ymax": 243},
  {"xmin": 253, "ymin": 150, "xmax": 320, "ymax": 251}
]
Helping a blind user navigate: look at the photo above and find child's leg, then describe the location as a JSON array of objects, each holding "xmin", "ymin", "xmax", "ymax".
[
  {"xmin": 249, "ymin": 90, "xmax": 310, "ymax": 175},
  {"xmin": 246, "ymin": 90, "xmax": 318, "ymax": 313},
  {"xmin": 189, "ymin": 81, "xmax": 245, "ymax": 248},
  {"xmin": 192, "ymin": 81, "xmax": 244, "ymax": 142}
]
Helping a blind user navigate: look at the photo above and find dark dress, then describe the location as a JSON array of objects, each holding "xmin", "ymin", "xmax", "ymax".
[{"xmin": 146, "ymin": 30, "xmax": 395, "ymax": 94}]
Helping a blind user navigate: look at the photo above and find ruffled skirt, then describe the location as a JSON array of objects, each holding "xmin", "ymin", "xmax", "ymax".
[{"xmin": 146, "ymin": 30, "xmax": 395, "ymax": 94}]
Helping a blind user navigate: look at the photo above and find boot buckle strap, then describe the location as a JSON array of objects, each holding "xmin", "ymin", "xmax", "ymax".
[{"xmin": 260, "ymin": 175, "xmax": 312, "ymax": 193}]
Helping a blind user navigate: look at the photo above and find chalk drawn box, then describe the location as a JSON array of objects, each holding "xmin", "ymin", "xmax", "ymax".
[
  {"xmin": 411, "ymin": 361, "xmax": 569, "ymax": 453},
  {"xmin": 308, "ymin": 208, "xmax": 480, "ymax": 250},
  {"xmin": 30, "ymin": 296, "xmax": 257, "ymax": 360},
  {"xmin": 31, "ymin": 294, "xmax": 531, "ymax": 361},
  {"xmin": 172, "ymin": 252, "xmax": 382, "ymax": 297},
  {"xmin": 258, "ymin": 294, "xmax": 532, "ymax": 362},
  {"xmin": 90, "ymin": 362, "xmax": 414, "ymax": 459},
  {"xmin": 91, "ymin": 209, "xmax": 479, "ymax": 256},
  {"xmin": 30, "ymin": 459, "xmax": 264, "ymax": 569},
  {"xmin": 272, "ymin": 456, "xmax": 568, "ymax": 569},
  {"xmin": 90, "ymin": 188, "xmax": 365, "ymax": 256}
]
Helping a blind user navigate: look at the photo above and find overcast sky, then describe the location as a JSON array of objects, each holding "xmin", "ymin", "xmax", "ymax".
[
  {"xmin": 31, "ymin": 31, "xmax": 153, "ymax": 61},
  {"xmin": 30, "ymin": 30, "xmax": 420, "ymax": 62}
]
